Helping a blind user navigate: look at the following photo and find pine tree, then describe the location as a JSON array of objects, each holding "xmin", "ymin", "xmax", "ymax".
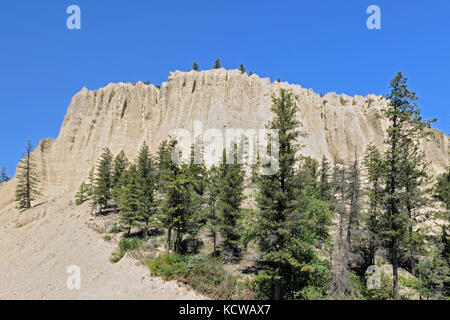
[
  {"xmin": 218, "ymin": 146, "xmax": 245, "ymax": 260},
  {"xmin": 87, "ymin": 167, "xmax": 95, "ymax": 197},
  {"xmin": 0, "ymin": 166, "xmax": 10, "ymax": 183},
  {"xmin": 112, "ymin": 151, "xmax": 129, "ymax": 187},
  {"xmin": 165, "ymin": 165, "xmax": 195, "ymax": 254},
  {"xmin": 75, "ymin": 182, "xmax": 89, "ymax": 205},
  {"xmin": 136, "ymin": 142, "xmax": 157, "ymax": 237},
  {"xmin": 330, "ymin": 160, "xmax": 350, "ymax": 298},
  {"xmin": 433, "ymin": 167, "xmax": 450, "ymax": 210},
  {"xmin": 318, "ymin": 156, "xmax": 331, "ymax": 201},
  {"xmin": 94, "ymin": 148, "xmax": 113, "ymax": 213},
  {"xmin": 239, "ymin": 64, "xmax": 245, "ymax": 74},
  {"xmin": 185, "ymin": 141, "xmax": 207, "ymax": 252},
  {"xmin": 380, "ymin": 72, "xmax": 435, "ymax": 299},
  {"xmin": 193, "ymin": 61, "xmax": 199, "ymax": 71},
  {"xmin": 213, "ymin": 59, "xmax": 221, "ymax": 69},
  {"xmin": 205, "ymin": 165, "xmax": 220, "ymax": 255},
  {"xmin": 417, "ymin": 237, "xmax": 450, "ymax": 300},
  {"xmin": 156, "ymin": 139, "xmax": 193, "ymax": 253},
  {"xmin": 119, "ymin": 165, "xmax": 140, "ymax": 236},
  {"xmin": 15, "ymin": 140, "xmax": 40, "ymax": 211},
  {"xmin": 362, "ymin": 144, "xmax": 384, "ymax": 267},
  {"xmin": 111, "ymin": 151, "xmax": 129, "ymax": 209},
  {"xmin": 347, "ymin": 156, "xmax": 361, "ymax": 250},
  {"xmin": 254, "ymin": 89, "xmax": 331, "ymax": 299}
]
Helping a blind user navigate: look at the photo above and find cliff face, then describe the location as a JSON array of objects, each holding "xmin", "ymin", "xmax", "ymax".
[{"xmin": 0, "ymin": 69, "xmax": 448, "ymax": 210}]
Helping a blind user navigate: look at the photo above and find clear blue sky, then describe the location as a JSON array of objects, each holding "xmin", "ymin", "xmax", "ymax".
[{"xmin": 1, "ymin": 0, "xmax": 449, "ymax": 175}]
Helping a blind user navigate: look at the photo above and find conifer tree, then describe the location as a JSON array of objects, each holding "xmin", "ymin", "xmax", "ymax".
[
  {"xmin": 94, "ymin": 148, "xmax": 113, "ymax": 213},
  {"xmin": 119, "ymin": 165, "xmax": 140, "ymax": 236},
  {"xmin": 362, "ymin": 144, "xmax": 384, "ymax": 267},
  {"xmin": 156, "ymin": 139, "xmax": 193, "ymax": 253},
  {"xmin": 112, "ymin": 151, "xmax": 129, "ymax": 187},
  {"xmin": 111, "ymin": 151, "xmax": 129, "ymax": 210},
  {"xmin": 347, "ymin": 156, "xmax": 361, "ymax": 249},
  {"xmin": 0, "ymin": 166, "xmax": 10, "ymax": 183},
  {"xmin": 165, "ymin": 165, "xmax": 195, "ymax": 253},
  {"xmin": 213, "ymin": 58, "xmax": 221, "ymax": 69},
  {"xmin": 205, "ymin": 165, "xmax": 220, "ymax": 255},
  {"xmin": 136, "ymin": 142, "xmax": 157, "ymax": 237},
  {"xmin": 75, "ymin": 182, "xmax": 89, "ymax": 205},
  {"xmin": 87, "ymin": 167, "xmax": 95, "ymax": 197},
  {"xmin": 380, "ymin": 72, "xmax": 435, "ymax": 299},
  {"xmin": 218, "ymin": 146, "xmax": 245, "ymax": 259},
  {"xmin": 433, "ymin": 167, "xmax": 450, "ymax": 210},
  {"xmin": 330, "ymin": 160, "xmax": 350, "ymax": 298},
  {"xmin": 185, "ymin": 141, "xmax": 207, "ymax": 251},
  {"xmin": 193, "ymin": 61, "xmax": 199, "ymax": 71},
  {"xmin": 254, "ymin": 89, "xmax": 331, "ymax": 299},
  {"xmin": 15, "ymin": 140, "xmax": 40, "ymax": 211},
  {"xmin": 239, "ymin": 64, "xmax": 245, "ymax": 74},
  {"xmin": 318, "ymin": 156, "xmax": 331, "ymax": 201}
]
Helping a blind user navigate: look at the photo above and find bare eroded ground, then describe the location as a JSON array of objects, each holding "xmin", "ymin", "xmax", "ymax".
[{"xmin": 0, "ymin": 193, "xmax": 204, "ymax": 300}]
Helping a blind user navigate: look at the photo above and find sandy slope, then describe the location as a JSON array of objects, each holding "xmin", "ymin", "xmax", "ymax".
[{"xmin": 0, "ymin": 193, "xmax": 204, "ymax": 300}]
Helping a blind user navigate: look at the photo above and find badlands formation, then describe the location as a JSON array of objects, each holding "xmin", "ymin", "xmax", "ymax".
[{"xmin": 0, "ymin": 68, "xmax": 447, "ymax": 299}]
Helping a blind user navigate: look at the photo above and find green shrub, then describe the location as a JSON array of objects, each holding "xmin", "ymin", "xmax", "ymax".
[
  {"xmin": 146, "ymin": 253, "xmax": 253, "ymax": 299},
  {"xmin": 400, "ymin": 275, "xmax": 420, "ymax": 290},
  {"xmin": 110, "ymin": 237, "xmax": 141, "ymax": 263},
  {"xmin": 147, "ymin": 253, "xmax": 188, "ymax": 280},
  {"xmin": 109, "ymin": 225, "xmax": 124, "ymax": 233}
]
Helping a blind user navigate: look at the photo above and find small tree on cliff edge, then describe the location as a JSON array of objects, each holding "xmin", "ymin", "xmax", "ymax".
[
  {"xmin": 0, "ymin": 166, "xmax": 10, "ymax": 183},
  {"xmin": 214, "ymin": 59, "xmax": 221, "ymax": 69},
  {"xmin": 15, "ymin": 140, "xmax": 40, "ymax": 211}
]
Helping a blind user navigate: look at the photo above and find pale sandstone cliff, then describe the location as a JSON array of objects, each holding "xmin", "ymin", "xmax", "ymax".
[{"xmin": 0, "ymin": 68, "xmax": 448, "ymax": 210}]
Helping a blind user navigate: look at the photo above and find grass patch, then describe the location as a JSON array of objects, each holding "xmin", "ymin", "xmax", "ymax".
[
  {"xmin": 146, "ymin": 253, "xmax": 254, "ymax": 299},
  {"xmin": 110, "ymin": 237, "xmax": 142, "ymax": 263}
]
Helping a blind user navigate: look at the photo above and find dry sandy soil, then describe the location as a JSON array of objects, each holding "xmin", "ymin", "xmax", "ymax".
[{"xmin": 0, "ymin": 193, "xmax": 204, "ymax": 300}]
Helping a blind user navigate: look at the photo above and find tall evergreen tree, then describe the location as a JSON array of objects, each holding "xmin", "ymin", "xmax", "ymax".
[
  {"xmin": 218, "ymin": 146, "xmax": 245, "ymax": 259},
  {"xmin": 254, "ymin": 89, "xmax": 331, "ymax": 299},
  {"xmin": 318, "ymin": 156, "xmax": 331, "ymax": 201},
  {"xmin": 213, "ymin": 58, "xmax": 221, "ymax": 69},
  {"xmin": 330, "ymin": 160, "xmax": 350, "ymax": 298},
  {"xmin": 112, "ymin": 151, "xmax": 129, "ymax": 187},
  {"xmin": 380, "ymin": 72, "xmax": 435, "ymax": 299},
  {"xmin": 94, "ymin": 148, "xmax": 114, "ymax": 213},
  {"xmin": 111, "ymin": 151, "xmax": 129, "ymax": 210},
  {"xmin": 156, "ymin": 139, "xmax": 194, "ymax": 253},
  {"xmin": 185, "ymin": 141, "xmax": 208, "ymax": 252},
  {"xmin": 119, "ymin": 165, "xmax": 140, "ymax": 236},
  {"xmin": 192, "ymin": 61, "xmax": 199, "ymax": 71},
  {"xmin": 347, "ymin": 156, "xmax": 361, "ymax": 249},
  {"xmin": 15, "ymin": 140, "xmax": 40, "ymax": 211},
  {"xmin": 239, "ymin": 64, "xmax": 246, "ymax": 74},
  {"xmin": 205, "ymin": 165, "xmax": 220, "ymax": 255},
  {"xmin": 136, "ymin": 142, "xmax": 157, "ymax": 237},
  {"xmin": 0, "ymin": 166, "xmax": 10, "ymax": 183},
  {"xmin": 362, "ymin": 144, "xmax": 384, "ymax": 267},
  {"xmin": 433, "ymin": 167, "xmax": 450, "ymax": 210}
]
